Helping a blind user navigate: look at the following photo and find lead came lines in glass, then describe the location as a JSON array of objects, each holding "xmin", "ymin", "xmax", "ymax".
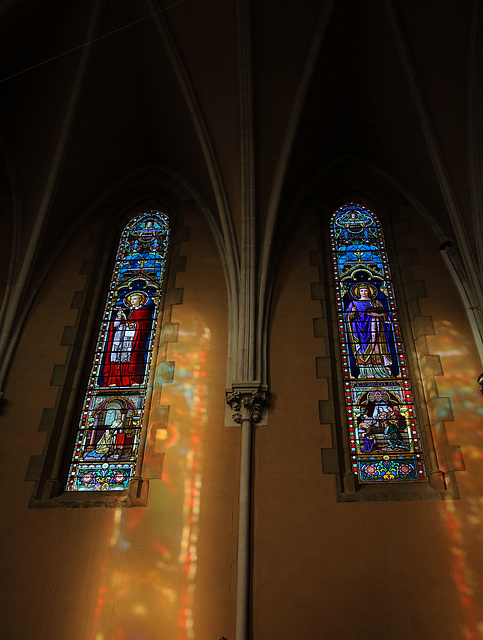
[
  {"xmin": 331, "ymin": 203, "xmax": 425, "ymax": 482},
  {"xmin": 66, "ymin": 211, "xmax": 170, "ymax": 491}
]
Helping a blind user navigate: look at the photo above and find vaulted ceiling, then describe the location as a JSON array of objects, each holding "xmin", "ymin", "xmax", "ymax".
[{"xmin": 0, "ymin": 0, "xmax": 480, "ymax": 292}]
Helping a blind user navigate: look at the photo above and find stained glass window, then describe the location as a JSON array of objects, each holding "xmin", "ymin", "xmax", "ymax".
[
  {"xmin": 331, "ymin": 203, "xmax": 425, "ymax": 482},
  {"xmin": 66, "ymin": 211, "xmax": 170, "ymax": 491}
]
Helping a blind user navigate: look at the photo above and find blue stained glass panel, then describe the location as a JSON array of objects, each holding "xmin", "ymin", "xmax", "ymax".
[
  {"xmin": 66, "ymin": 211, "xmax": 170, "ymax": 491},
  {"xmin": 331, "ymin": 203, "xmax": 425, "ymax": 482}
]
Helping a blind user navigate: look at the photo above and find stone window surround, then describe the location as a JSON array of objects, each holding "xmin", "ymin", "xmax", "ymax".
[
  {"xmin": 310, "ymin": 202, "xmax": 462, "ymax": 502},
  {"xmin": 26, "ymin": 198, "xmax": 190, "ymax": 508}
]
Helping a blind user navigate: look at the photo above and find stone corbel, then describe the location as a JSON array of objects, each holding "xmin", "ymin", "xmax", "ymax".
[
  {"xmin": 225, "ymin": 382, "xmax": 269, "ymax": 426},
  {"xmin": 478, "ymin": 373, "xmax": 483, "ymax": 396}
]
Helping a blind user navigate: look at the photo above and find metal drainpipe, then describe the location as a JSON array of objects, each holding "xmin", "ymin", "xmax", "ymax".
[{"xmin": 236, "ymin": 415, "xmax": 253, "ymax": 640}]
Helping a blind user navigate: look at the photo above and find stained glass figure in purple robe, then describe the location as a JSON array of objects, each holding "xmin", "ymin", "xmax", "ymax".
[{"xmin": 344, "ymin": 282, "xmax": 393, "ymax": 379}]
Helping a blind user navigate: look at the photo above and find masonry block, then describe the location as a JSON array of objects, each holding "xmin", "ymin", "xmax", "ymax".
[
  {"xmin": 422, "ymin": 376, "xmax": 439, "ymax": 402},
  {"xmin": 316, "ymin": 356, "xmax": 332, "ymax": 379},
  {"xmin": 127, "ymin": 478, "xmax": 149, "ymax": 504},
  {"xmin": 166, "ymin": 287, "xmax": 184, "ymax": 306},
  {"xmin": 319, "ymin": 400, "xmax": 335, "ymax": 423},
  {"xmin": 411, "ymin": 315, "xmax": 434, "ymax": 339},
  {"xmin": 25, "ymin": 455, "xmax": 44, "ymax": 481},
  {"xmin": 419, "ymin": 354, "xmax": 443, "ymax": 379},
  {"xmin": 71, "ymin": 291, "xmax": 86, "ymax": 309},
  {"xmin": 160, "ymin": 322, "xmax": 179, "ymax": 343},
  {"xmin": 79, "ymin": 258, "xmax": 93, "ymax": 275},
  {"xmin": 39, "ymin": 407, "xmax": 56, "ymax": 432},
  {"xmin": 404, "ymin": 279, "xmax": 427, "ymax": 302},
  {"xmin": 310, "ymin": 282, "xmax": 324, "ymax": 300},
  {"xmin": 400, "ymin": 264, "xmax": 414, "ymax": 285},
  {"xmin": 152, "ymin": 404, "xmax": 170, "ymax": 428},
  {"xmin": 313, "ymin": 318, "xmax": 328, "ymax": 338},
  {"xmin": 158, "ymin": 361, "xmax": 175, "ymax": 383},
  {"xmin": 427, "ymin": 396, "xmax": 454, "ymax": 423},
  {"xmin": 51, "ymin": 364, "xmax": 68, "ymax": 387},
  {"xmin": 407, "ymin": 298, "xmax": 421, "ymax": 321},
  {"xmin": 428, "ymin": 470, "xmax": 446, "ymax": 491},
  {"xmin": 319, "ymin": 423, "xmax": 333, "ymax": 447},
  {"xmin": 414, "ymin": 336, "xmax": 429, "ymax": 358},
  {"xmin": 443, "ymin": 444, "xmax": 465, "ymax": 471},
  {"xmin": 321, "ymin": 447, "xmax": 340, "ymax": 475},
  {"xmin": 61, "ymin": 326, "xmax": 78, "ymax": 346}
]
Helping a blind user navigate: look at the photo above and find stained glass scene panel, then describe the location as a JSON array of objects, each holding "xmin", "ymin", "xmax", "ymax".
[
  {"xmin": 331, "ymin": 203, "xmax": 425, "ymax": 482},
  {"xmin": 66, "ymin": 211, "xmax": 170, "ymax": 491}
]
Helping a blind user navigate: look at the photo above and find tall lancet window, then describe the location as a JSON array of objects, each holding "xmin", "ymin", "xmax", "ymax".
[
  {"xmin": 66, "ymin": 211, "xmax": 170, "ymax": 491},
  {"xmin": 331, "ymin": 203, "xmax": 425, "ymax": 482}
]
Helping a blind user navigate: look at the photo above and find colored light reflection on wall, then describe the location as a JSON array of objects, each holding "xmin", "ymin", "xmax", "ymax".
[
  {"xmin": 88, "ymin": 310, "xmax": 210, "ymax": 640},
  {"xmin": 430, "ymin": 319, "xmax": 483, "ymax": 639}
]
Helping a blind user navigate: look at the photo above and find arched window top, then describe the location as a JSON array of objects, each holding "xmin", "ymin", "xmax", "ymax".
[
  {"xmin": 66, "ymin": 210, "xmax": 170, "ymax": 492},
  {"xmin": 331, "ymin": 203, "xmax": 426, "ymax": 482}
]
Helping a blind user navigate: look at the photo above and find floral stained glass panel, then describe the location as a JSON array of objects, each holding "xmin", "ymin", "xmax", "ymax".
[
  {"xmin": 331, "ymin": 203, "xmax": 425, "ymax": 482},
  {"xmin": 66, "ymin": 211, "xmax": 170, "ymax": 491}
]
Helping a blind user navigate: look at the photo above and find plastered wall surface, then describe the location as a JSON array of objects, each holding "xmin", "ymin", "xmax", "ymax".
[{"xmin": 407, "ymin": 209, "xmax": 483, "ymax": 638}]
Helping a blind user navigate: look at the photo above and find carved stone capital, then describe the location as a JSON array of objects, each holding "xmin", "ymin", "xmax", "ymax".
[
  {"xmin": 478, "ymin": 373, "xmax": 483, "ymax": 396},
  {"xmin": 226, "ymin": 383, "xmax": 269, "ymax": 425}
]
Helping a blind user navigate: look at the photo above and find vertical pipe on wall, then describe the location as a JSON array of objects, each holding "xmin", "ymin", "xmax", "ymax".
[
  {"xmin": 226, "ymin": 386, "xmax": 268, "ymax": 640},
  {"xmin": 236, "ymin": 417, "xmax": 253, "ymax": 640}
]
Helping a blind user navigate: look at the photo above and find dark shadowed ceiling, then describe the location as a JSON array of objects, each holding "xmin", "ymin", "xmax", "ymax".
[{"xmin": 0, "ymin": 0, "xmax": 480, "ymax": 287}]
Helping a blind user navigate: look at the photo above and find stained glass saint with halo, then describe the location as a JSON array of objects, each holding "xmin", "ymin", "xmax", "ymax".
[
  {"xmin": 331, "ymin": 203, "xmax": 425, "ymax": 482},
  {"xmin": 66, "ymin": 211, "xmax": 170, "ymax": 491}
]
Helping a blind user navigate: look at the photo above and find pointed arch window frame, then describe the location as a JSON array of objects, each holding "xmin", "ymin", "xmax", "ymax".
[
  {"xmin": 315, "ymin": 196, "xmax": 463, "ymax": 501},
  {"xmin": 64, "ymin": 210, "xmax": 171, "ymax": 492},
  {"xmin": 25, "ymin": 198, "xmax": 189, "ymax": 508},
  {"xmin": 330, "ymin": 202, "xmax": 426, "ymax": 484}
]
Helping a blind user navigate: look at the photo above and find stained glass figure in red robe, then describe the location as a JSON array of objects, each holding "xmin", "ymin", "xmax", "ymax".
[{"xmin": 100, "ymin": 291, "xmax": 153, "ymax": 387}]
